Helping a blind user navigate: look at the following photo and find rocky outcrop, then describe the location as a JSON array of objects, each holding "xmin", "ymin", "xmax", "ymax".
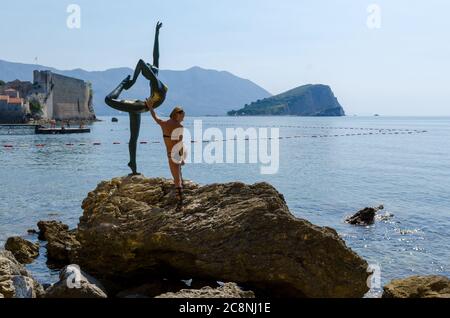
[
  {"xmin": 37, "ymin": 220, "xmax": 80, "ymax": 264},
  {"xmin": 73, "ymin": 176, "xmax": 370, "ymax": 298},
  {"xmin": 0, "ymin": 250, "xmax": 44, "ymax": 298},
  {"xmin": 228, "ymin": 84, "xmax": 345, "ymax": 117},
  {"xmin": 116, "ymin": 280, "xmax": 188, "ymax": 298},
  {"xmin": 382, "ymin": 276, "xmax": 450, "ymax": 298},
  {"xmin": 155, "ymin": 283, "xmax": 255, "ymax": 298},
  {"xmin": 346, "ymin": 205, "xmax": 384, "ymax": 225},
  {"xmin": 44, "ymin": 265, "xmax": 107, "ymax": 298},
  {"xmin": 4, "ymin": 237, "xmax": 39, "ymax": 264}
]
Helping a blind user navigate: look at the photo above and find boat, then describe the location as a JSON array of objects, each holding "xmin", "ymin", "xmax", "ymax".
[{"xmin": 35, "ymin": 127, "xmax": 91, "ymax": 134}]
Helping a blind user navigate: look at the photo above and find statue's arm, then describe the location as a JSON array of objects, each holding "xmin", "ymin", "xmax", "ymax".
[{"xmin": 153, "ymin": 22, "xmax": 163, "ymax": 69}]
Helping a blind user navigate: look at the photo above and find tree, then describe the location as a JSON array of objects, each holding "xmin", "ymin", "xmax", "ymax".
[
  {"xmin": 0, "ymin": 80, "xmax": 5, "ymax": 86},
  {"xmin": 29, "ymin": 100, "xmax": 43, "ymax": 115}
]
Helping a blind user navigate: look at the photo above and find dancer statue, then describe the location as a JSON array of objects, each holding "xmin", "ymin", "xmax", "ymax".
[{"xmin": 105, "ymin": 21, "xmax": 168, "ymax": 175}]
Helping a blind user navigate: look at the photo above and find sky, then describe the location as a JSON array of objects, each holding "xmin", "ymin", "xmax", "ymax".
[{"xmin": 1, "ymin": 0, "xmax": 450, "ymax": 116}]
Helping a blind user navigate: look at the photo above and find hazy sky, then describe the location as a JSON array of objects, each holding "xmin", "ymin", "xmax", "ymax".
[{"xmin": 1, "ymin": 0, "xmax": 449, "ymax": 115}]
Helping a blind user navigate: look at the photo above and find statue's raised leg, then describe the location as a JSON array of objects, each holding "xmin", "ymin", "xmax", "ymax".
[{"xmin": 124, "ymin": 59, "xmax": 159, "ymax": 90}]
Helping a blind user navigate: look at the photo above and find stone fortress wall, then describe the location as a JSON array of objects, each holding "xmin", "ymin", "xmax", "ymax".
[
  {"xmin": 32, "ymin": 71, "xmax": 96, "ymax": 121},
  {"xmin": 1, "ymin": 71, "xmax": 96, "ymax": 123}
]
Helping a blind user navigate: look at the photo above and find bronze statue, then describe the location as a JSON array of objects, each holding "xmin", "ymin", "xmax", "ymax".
[{"xmin": 105, "ymin": 21, "xmax": 168, "ymax": 175}]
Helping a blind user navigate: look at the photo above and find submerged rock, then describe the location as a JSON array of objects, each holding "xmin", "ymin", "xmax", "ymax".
[
  {"xmin": 73, "ymin": 176, "xmax": 370, "ymax": 298},
  {"xmin": 44, "ymin": 264, "xmax": 107, "ymax": 298},
  {"xmin": 37, "ymin": 220, "xmax": 80, "ymax": 264},
  {"xmin": 4, "ymin": 237, "xmax": 39, "ymax": 264},
  {"xmin": 0, "ymin": 250, "xmax": 44, "ymax": 298},
  {"xmin": 37, "ymin": 220, "xmax": 69, "ymax": 241},
  {"xmin": 346, "ymin": 205, "xmax": 384, "ymax": 225},
  {"xmin": 382, "ymin": 276, "xmax": 450, "ymax": 298},
  {"xmin": 155, "ymin": 283, "xmax": 255, "ymax": 298}
]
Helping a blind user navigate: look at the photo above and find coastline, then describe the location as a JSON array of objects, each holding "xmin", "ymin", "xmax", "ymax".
[
  {"xmin": 2, "ymin": 175, "xmax": 449, "ymax": 298},
  {"xmin": 1, "ymin": 116, "xmax": 449, "ymax": 298}
]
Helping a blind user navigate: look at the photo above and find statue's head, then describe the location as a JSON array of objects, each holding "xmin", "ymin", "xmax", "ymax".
[{"xmin": 170, "ymin": 106, "xmax": 185, "ymax": 122}]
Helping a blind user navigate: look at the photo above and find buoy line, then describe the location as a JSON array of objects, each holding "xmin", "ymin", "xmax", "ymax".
[
  {"xmin": 1, "ymin": 129, "xmax": 427, "ymax": 149},
  {"xmin": 184, "ymin": 123, "xmax": 427, "ymax": 133}
]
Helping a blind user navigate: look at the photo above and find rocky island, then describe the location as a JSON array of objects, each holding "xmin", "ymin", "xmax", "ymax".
[{"xmin": 228, "ymin": 84, "xmax": 345, "ymax": 117}]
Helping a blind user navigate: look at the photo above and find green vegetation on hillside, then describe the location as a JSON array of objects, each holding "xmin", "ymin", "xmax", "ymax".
[
  {"xmin": 228, "ymin": 84, "xmax": 345, "ymax": 117},
  {"xmin": 29, "ymin": 100, "xmax": 43, "ymax": 115}
]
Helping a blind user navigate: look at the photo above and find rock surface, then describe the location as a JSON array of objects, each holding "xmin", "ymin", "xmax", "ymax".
[
  {"xmin": 44, "ymin": 264, "xmax": 107, "ymax": 298},
  {"xmin": 4, "ymin": 237, "xmax": 39, "ymax": 264},
  {"xmin": 156, "ymin": 283, "xmax": 255, "ymax": 298},
  {"xmin": 346, "ymin": 205, "xmax": 384, "ymax": 225},
  {"xmin": 37, "ymin": 220, "xmax": 80, "ymax": 263},
  {"xmin": 0, "ymin": 250, "xmax": 44, "ymax": 298},
  {"xmin": 73, "ymin": 176, "xmax": 369, "ymax": 298},
  {"xmin": 116, "ymin": 280, "xmax": 187, "ymax": 298},
  {"xmin": 382, "ymin": 275, "xmax": 450, "ymax": 298}
]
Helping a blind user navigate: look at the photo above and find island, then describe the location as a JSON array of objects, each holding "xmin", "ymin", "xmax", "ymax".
[{"xmin": 228, "ymin": 84, "xmax": 345, "ymax": 117}]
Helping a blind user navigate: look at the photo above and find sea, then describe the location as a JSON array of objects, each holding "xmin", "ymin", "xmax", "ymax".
[{"xmin": 0, "ymin": 116, "xmax": 449, "ymax": 297}]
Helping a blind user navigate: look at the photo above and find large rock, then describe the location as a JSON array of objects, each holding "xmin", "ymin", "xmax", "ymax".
[
  {"xmin": 37, "ymin": 220, "xmax": 80, "ymax": 263},
  {"xmin": 382, "ymin": 276, "xmax": 450, "ymax": 298},
  {"xmin": 0, "ymin": 250, "xmax": 44, "ymax": 298},
  {"xmin": 4, "ymin": 237, "xmax": 39, "ymax": 264},
  {"xmin": 116, "ymin": 280, "xmax": 187, "ymax": 298},
  {"xmin": 156, "ymin": 283, "xmax": 255, "ymax": 298},
  {"xmin": 73, "ymin": 176, "xmax": 370, "ymax": 298},
  {"xmin": 44, "ymin": 264, "xmax": 107, "ymax": 298}
]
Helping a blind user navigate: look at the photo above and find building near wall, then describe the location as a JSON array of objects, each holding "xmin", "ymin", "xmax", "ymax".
[
  {"xmin": 3, "ymin": 80, "xmax": 34, "ymax": 100},
  {"xmin": 0, "ymin": 89, "xmax": 27, "ymax": 124}
]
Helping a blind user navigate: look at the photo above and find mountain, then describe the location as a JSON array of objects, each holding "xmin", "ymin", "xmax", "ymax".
[
  {"xmin": 0, "ymin": 60, "xmax": 271, "ymax": 116},
  {"xmin": 228, "ymin": 84, "xmax": 345, "ymax": 116}
]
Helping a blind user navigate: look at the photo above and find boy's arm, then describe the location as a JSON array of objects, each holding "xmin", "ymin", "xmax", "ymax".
[{"xmin": 147, "ymin": 100, "xmax": 163, "ymax": 125}]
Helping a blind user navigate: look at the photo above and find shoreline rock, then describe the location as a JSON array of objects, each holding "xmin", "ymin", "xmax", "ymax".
[
  {"xmin": 0, "ymin": 250, "xmax": 44, "ymax": 298},
  {"xmin": 44, "ymin": 264, "xmax": 107, "ymax": 298},
  {"xmin": 382, "ymin": 275, "xmax": 450, "ymax": 298},
  {"xmin": 4, "ymin": 237, "xmax": 39, "ymax": 264},
  {"xmin": 116, "ymin": 280, "xmax": 188, "ymax": 298},
  {"xmin": 37, "ymin": 220, "xmax": 80, "ymax": 264},
  {"xmin": 72, "ymin": 176, "xmax": 370, "ymax": 298},
  {"xmin": 155, "ymin": 283, "xmax": 255, "ymax": 298}
]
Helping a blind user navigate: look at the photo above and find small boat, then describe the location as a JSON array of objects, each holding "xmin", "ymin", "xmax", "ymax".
[
  {"xmin": 112, "ymin": 117, "xmax": 119, "ymax": 123},
  {"xmin": 35, "ymin": 127, "xmax": 91, "ymax": 135}
]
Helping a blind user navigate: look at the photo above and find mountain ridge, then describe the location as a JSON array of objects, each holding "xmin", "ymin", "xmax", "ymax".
[{"xmin": 0, "ymin": 59, "xmax": 271, "ymax": 116}]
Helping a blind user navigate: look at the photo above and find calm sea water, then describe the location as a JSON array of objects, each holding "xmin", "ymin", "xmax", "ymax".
[{"xmin": 1, "ymin": 116, "xmax": 449, "ymax": 295}]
